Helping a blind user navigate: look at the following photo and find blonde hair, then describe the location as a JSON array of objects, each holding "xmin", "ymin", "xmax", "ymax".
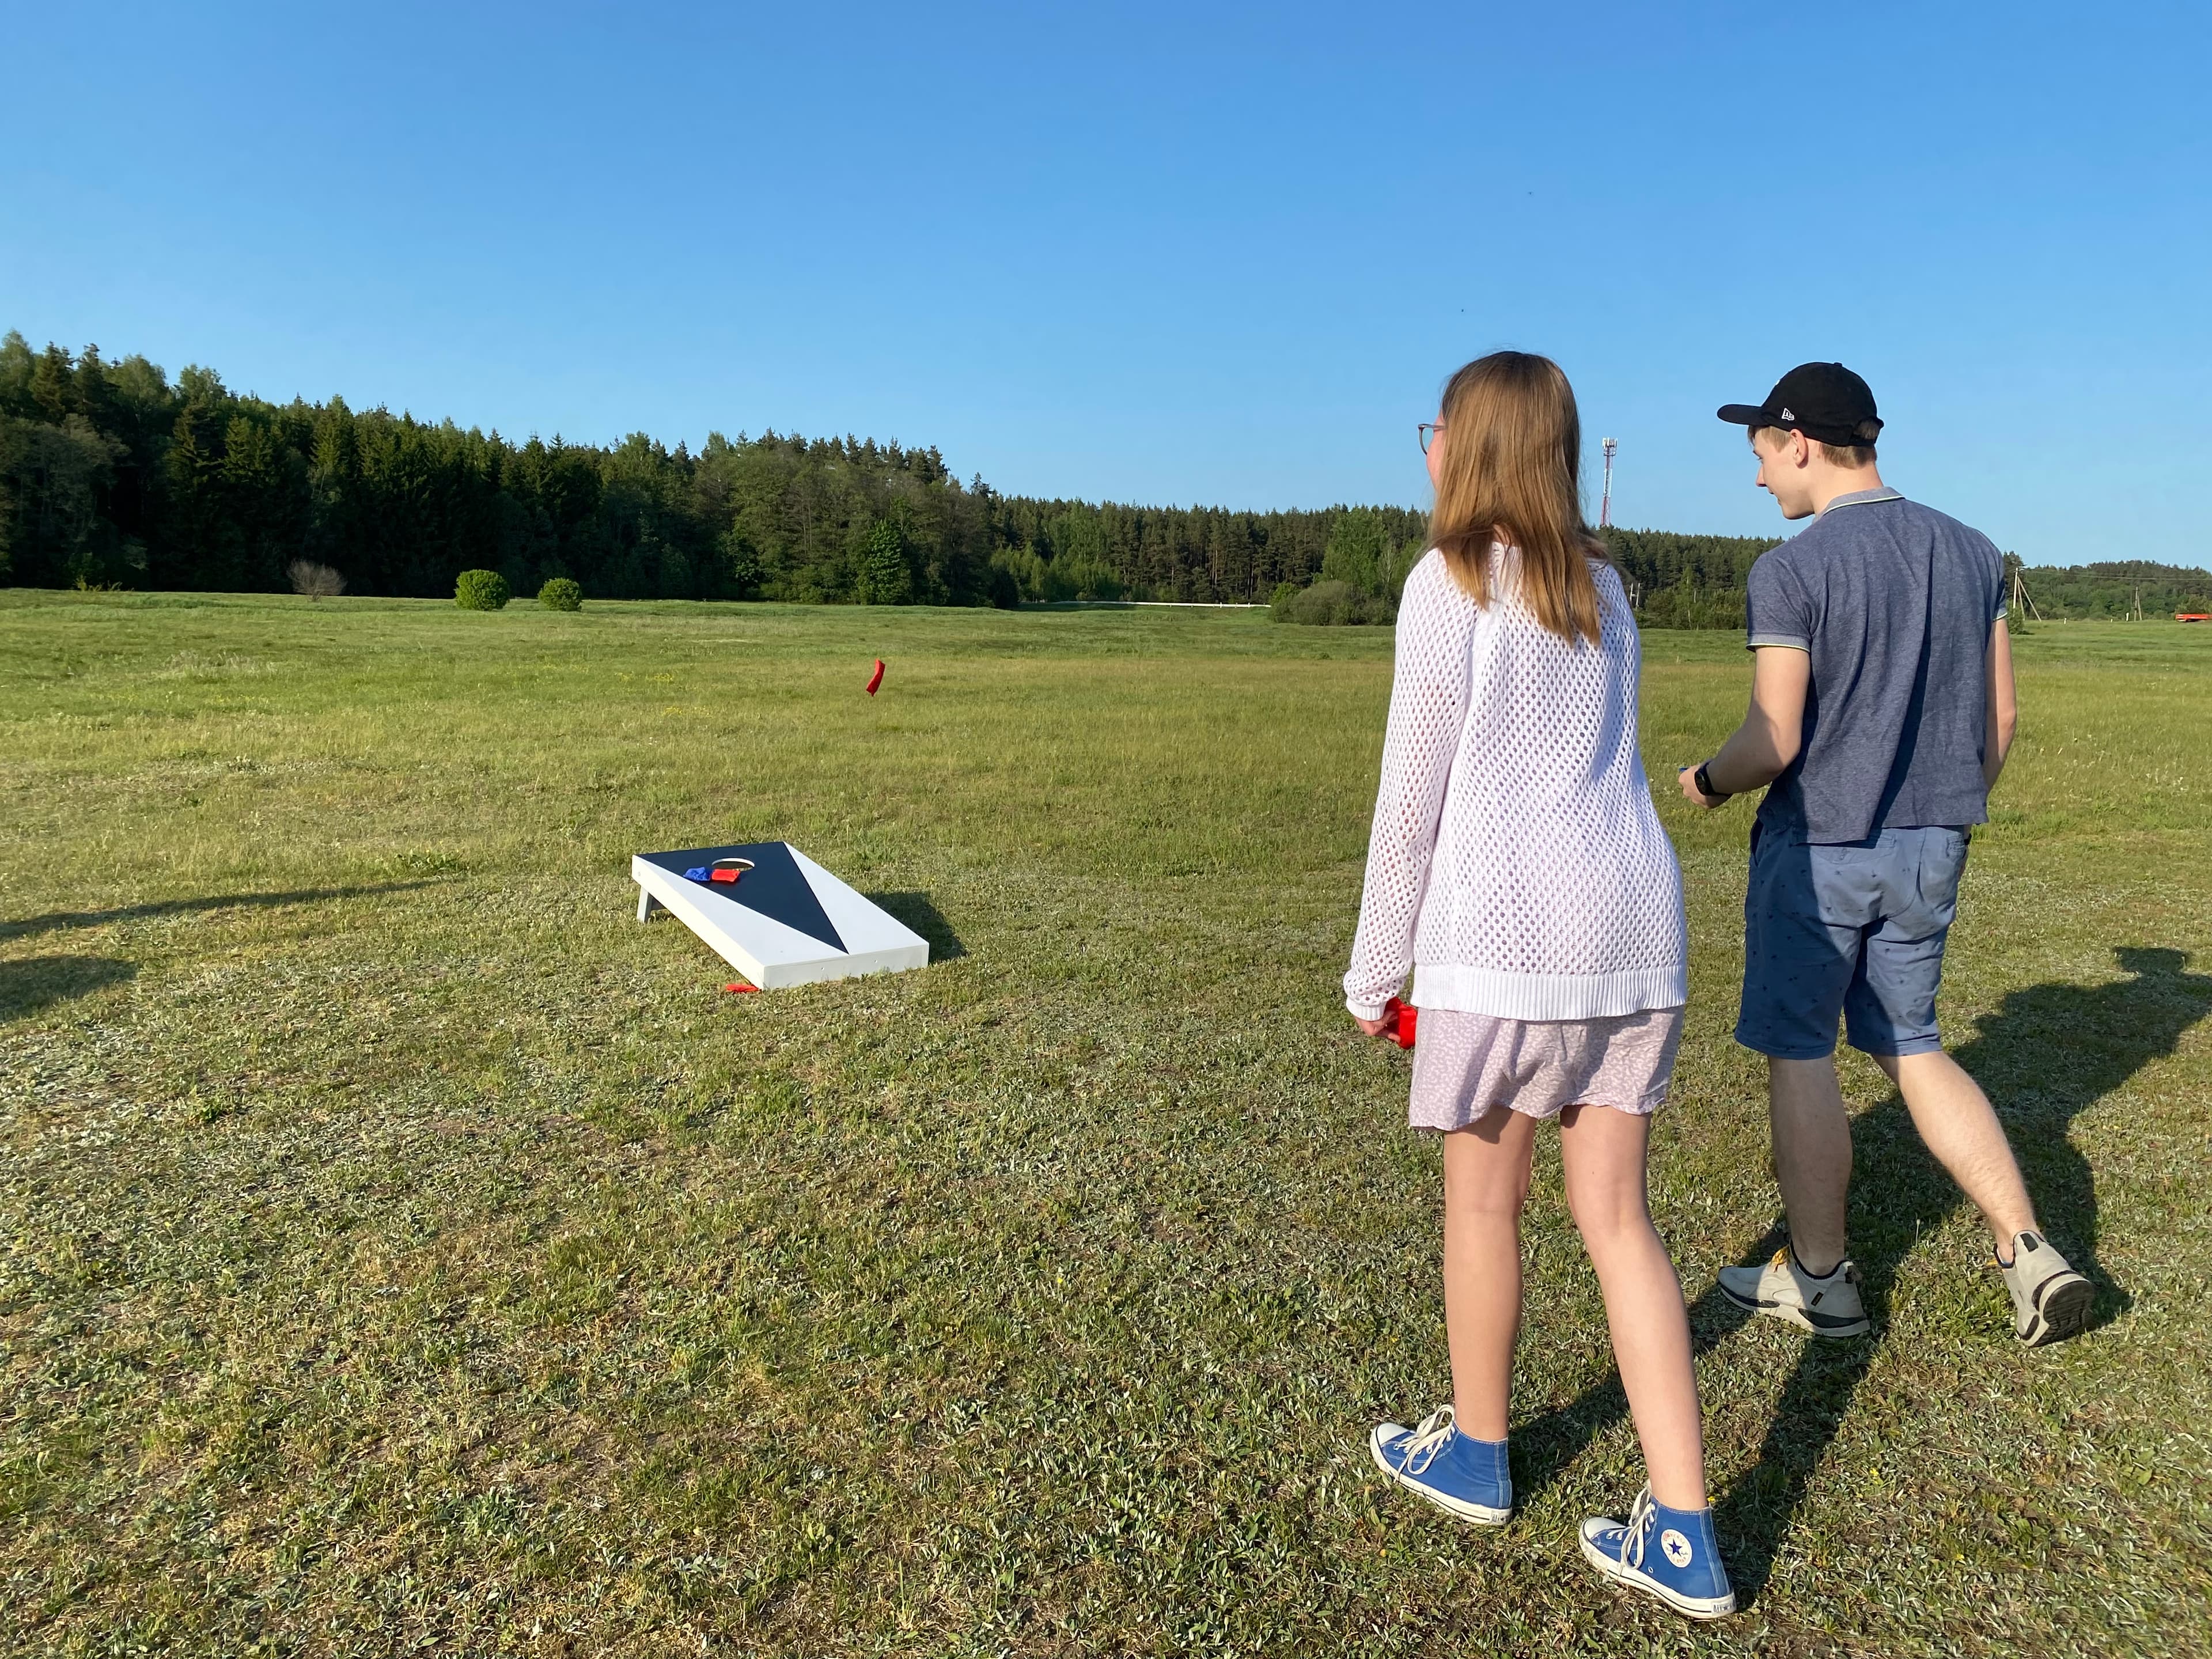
[
  {"xmin": 1429, "ymin": 351, "xmax": 1609, "ymax": 643},
  {"xmin": 1752, "ymin": 425, "xmax": 1877, "ymax": 469}
]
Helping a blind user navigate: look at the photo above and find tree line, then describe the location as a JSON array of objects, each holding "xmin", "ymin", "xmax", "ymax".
[
  {"xmin": 2003, "ymin": 557, "xmax": 2212, "ymax": 619},
  {"xmin": 19, "ymin": 331, "xmax": 2175, "ymax": 625},
  {"xmin": 0, "ymin": 333, "xmax": 1434, "ymax": 608}
]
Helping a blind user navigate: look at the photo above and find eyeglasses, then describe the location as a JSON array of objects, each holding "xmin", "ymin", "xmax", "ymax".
[{"xmin": 1418, "ymin": 422, "xmax": 1444, "ymax": 454}]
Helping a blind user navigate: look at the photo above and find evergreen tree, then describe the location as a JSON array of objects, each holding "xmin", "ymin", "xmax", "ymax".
[
  {"xmin": 219, "ymin": 415, "xmax": 306, "ymax": 590},
  {"xmin": 857, "ymin": 516, "xmax": 915, "ymax": 604},
  {"xmin": 158, "ymin": 385, "xmax": 230, "ymax": 589}
]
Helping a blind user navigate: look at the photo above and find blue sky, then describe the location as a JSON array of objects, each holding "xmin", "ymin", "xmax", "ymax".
[{"xmin": 3, "ymin": 2, "xmax": 2203, "ymax": 563}]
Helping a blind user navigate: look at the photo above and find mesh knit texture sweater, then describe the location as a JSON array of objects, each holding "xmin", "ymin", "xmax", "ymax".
[{"xmin": 1343, "ymin": 547, "xmax": 1688, "ymax": 1022}]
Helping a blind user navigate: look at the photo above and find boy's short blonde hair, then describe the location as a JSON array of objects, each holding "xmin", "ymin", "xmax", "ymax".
[{"xmin": 1753, "ymin": 425, "xmax": 1877, "ymax": 469}]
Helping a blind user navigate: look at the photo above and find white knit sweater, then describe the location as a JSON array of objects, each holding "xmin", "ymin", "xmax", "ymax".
[{"xmin": 1343, "ymin": 547, "xmax": 1688, "ymax": 1022}]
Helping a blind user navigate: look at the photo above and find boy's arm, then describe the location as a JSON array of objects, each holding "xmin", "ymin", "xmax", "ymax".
[
  {"xmin": 1984, "ymin": 618, "xmax": 2017, "ymax": 790},
  {"xmin": 1680, "ymin": 647, "xmax": 1809, "ymax": 806}
]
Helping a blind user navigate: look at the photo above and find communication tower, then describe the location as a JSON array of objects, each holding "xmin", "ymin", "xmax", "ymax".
[{"xmin": 1600, "ymin": 437, "xmax": 1617, "ymax": 529}]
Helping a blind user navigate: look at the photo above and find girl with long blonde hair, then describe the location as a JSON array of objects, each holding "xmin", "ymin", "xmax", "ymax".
[{"xmin": 1349, "ymin": 351, "xmax": 1733, "ymax": 1620}]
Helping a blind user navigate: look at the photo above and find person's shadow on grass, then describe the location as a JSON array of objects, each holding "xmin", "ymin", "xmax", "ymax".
[
  {"xmin": 0, "ymin": 880, "xmax": 437, "ymax": 944},
  {"xmin": 1512, "ymin": 945, "xmax": 2212, "ymax": 1608},
  {"xmin": 0, "ymin": 955, "xmax": 137, "ymax": 1021}
]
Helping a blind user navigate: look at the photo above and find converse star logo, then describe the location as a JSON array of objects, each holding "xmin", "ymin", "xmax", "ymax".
[
  {"xmin": 1661, "ymin": 1528, "xmax": 1694, "ymax": 1568},
  {"xmin": 1779, "ymin": 407, "xmax": 1796, "ymax": 422}
]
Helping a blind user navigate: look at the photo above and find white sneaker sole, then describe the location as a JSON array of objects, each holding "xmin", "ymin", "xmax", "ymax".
[
  {"xmin": 1578, "ymin": 1527, "xmax": 1737, "ymax": 1620},
  {"xmin": 1368, "ymin": 1426, "xmax": 1510, "ymax": 1527},
  {"xmin": 1718, "ymin": 1277, "xmax": 1870, "ymax": 1339}
]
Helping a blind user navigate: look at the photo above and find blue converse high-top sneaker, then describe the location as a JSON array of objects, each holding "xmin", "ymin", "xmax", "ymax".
[
  {"xmin": 1578, "ymin": 1487, "xmax": 1736, "ymax": 1620},
  {"xmin": 1368, "ymin": 1406, "xmax": 1512, "ymax": 1527}
]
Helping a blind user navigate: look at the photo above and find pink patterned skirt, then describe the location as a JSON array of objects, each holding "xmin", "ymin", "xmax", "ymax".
[{"xmin": 1407, "ymin": 1005, "xmax": 1685, "ymax": 1130}]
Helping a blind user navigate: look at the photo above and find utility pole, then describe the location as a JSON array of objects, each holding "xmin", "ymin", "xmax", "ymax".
[{"xmin": 1600, "ymin": 437, "xmax": 1616, "ymax": 529}]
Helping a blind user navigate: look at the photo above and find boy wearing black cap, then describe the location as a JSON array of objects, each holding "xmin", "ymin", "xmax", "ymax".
[{"xmin": 1679, "ymin": 363, "xmax": 2093, "ymax": 1347}]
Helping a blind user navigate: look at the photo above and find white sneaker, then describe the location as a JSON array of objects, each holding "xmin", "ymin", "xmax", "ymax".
[
  {"xmin": 1717, "ymin": 1247, "xmax": 1870, "ymax": 1338},
  {"xmin": 1995, "ymin": 1230, "xmax": 2093, "ymax": 1345}
]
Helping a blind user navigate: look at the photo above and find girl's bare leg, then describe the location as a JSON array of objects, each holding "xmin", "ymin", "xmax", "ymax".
[
  {"xmin": 1557, "ymin": 1102, "xmax": 1707, "ymax": 1510},
  {"xmin": 1441, "ymin": 1109, "xmax": 1540, "ymax": 1439}
]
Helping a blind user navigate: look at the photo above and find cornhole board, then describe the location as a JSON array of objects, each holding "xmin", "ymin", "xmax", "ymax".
[{"xmin": 631, "ymin": 840, "xmax": 929, "ymax": 988}]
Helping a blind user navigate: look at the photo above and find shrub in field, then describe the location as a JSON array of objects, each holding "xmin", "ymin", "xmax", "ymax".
[
  {"xmin": 1319, "ymin": 506, "xmax": 1419, "ymax": 603},
  {"xmin": 287, "ymin": 560, "xmax": 346, "ymax": 600},
  {"xmin": 538, "ymin": 577, "xmax": 583, "ymax": 611},
  {"xmin": 987, "ymin": 545, "xmax": 1127, "ymax": 604},
  {"xmin": 1269, "ymin": 516, "xmax": 1416, "ymax": 626},
  {"xmin": 455, "ymin": 570, "xmax": 510, "ymax": 611},
  {"xmin": 1637, "ymin": 578, "xmax": 1747, "ymax": 631},
  {"xmin": 1272, "ymin": 578, "xmax": 1395, "ymax": 626},
  {"xmin": 1039, "ymin": 554, "xmax": 1123, "ymax": 603}
]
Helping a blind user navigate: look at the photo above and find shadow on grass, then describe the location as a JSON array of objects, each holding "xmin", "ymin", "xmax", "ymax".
[
  {"xmin": 866, "ymin": 892, "xmax": 968, "ymax": 961},
  {"xmin": 0, "ymin": 881, "xmax": 438, "ymax": 944},
  {"xmin": 0, "ymin": 955, "xmax": 137, "ymax": 1020},
  {"xmin": 1515, "ymin": 945, "xmax": 2212, "ymax": 1608}
]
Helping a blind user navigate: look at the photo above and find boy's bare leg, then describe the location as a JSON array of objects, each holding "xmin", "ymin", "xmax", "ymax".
[
  {"xmin": 1559, "ymin": 1103, "xmax": 1707, "ymax": 1511},
  {"xmin": 1441, "ymin": 1110, "xmax": 1539, "ymax": 1441},
  {"xmin": 1870, "ymin": 1051, "xmax": 2037, "ymax": 1252},
  {"xmin": 1768, "ymin": 1056, "xmax": 1854, "ymax": 1272}
]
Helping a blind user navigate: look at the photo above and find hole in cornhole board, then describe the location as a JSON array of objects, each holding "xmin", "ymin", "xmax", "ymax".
[{"xmin": 630, "ymin": 840, "xmax": 929, "ymax": 989}]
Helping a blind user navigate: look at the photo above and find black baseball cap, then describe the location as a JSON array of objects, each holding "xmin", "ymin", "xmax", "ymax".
[{"xmin": 1717, "ymin": 362, "xmax": 1883, "ymax": 448}]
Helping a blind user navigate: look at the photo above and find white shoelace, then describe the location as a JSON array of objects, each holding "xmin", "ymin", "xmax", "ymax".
[
  {"xmin": 1617, "ymin": 1487, "xmax": 1658, "ymax": 1570},
  {"xmin": 1396, "ymin": 1406, "xmax": 1457, "ymax": 1476}
]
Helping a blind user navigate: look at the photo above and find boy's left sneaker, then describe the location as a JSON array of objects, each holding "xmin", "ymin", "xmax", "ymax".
[
  {"xmin": 1579, "ymin": 1487, "xmax": 1736, "ymax": 1620},
  {"xmin": 1369, "ymin": 1406, "xmax": 1512, "ymax": 1526},
  {"xmin": 1996, "ymin": 1230, "xmax": 2094, "ymax": 1346}
]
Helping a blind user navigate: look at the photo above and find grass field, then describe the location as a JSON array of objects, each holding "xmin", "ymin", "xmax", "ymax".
[{"xmin": 3, "ymin": 590, "xmax": 2209, "ymax": 1658}]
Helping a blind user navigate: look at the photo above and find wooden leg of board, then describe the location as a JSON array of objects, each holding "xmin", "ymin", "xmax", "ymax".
[{"xmin": 637, "ymin": 885, "xmax": 660, "ymax": 922}]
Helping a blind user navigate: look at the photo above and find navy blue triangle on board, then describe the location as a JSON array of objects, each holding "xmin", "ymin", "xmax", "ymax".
[{"xmin": 638, "ymin": 841, "xmax": 847, "ymax": 955}]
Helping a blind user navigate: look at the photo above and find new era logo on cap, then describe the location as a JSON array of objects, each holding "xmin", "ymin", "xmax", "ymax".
[{"xmin": 1718, "ymin": 364, "xmax": 1882, "ymax": 448}]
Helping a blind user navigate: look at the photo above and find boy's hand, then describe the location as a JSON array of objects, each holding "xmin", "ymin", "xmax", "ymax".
[{"xmin": 1679, "ymin": 765, "xmax": 1728, "ymax": 809}]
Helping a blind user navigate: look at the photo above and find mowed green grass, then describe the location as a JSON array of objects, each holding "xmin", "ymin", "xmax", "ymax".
[{"xmin": 3, "ymin": 590, "xmax": 2208, "ymax": 1658}]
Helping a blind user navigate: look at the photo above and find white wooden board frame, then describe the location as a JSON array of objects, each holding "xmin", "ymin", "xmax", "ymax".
[{"xmin": 631, "ymin": 840, "xmax": 929, "ymax": 988}]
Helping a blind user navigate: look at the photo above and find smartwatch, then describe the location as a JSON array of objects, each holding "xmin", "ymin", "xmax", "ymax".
[{"xmin": 1694, "ymin": 763, "xmax": 1730, "ymax": 802}]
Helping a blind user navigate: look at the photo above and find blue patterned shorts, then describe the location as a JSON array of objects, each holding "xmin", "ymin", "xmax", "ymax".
[{"xmin": 1737, "ymin": 822, "xmax": 1969, "ymax": 1060}]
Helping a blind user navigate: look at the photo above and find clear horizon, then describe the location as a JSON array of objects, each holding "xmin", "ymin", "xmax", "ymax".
[{"xmin": 3, "ymin": 2, "xmax": 2203, "ymax": 567}]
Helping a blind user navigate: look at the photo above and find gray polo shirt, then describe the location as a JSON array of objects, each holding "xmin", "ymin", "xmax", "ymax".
[{"xmin": 1744, "ymin": 487, "xmax": 2006, "ymax": 843}]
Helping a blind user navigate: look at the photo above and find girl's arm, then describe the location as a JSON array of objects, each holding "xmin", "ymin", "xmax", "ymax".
[{"xmin": 1343, "ymin": 555, "xmax": 1478, "ymax": 1019}]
